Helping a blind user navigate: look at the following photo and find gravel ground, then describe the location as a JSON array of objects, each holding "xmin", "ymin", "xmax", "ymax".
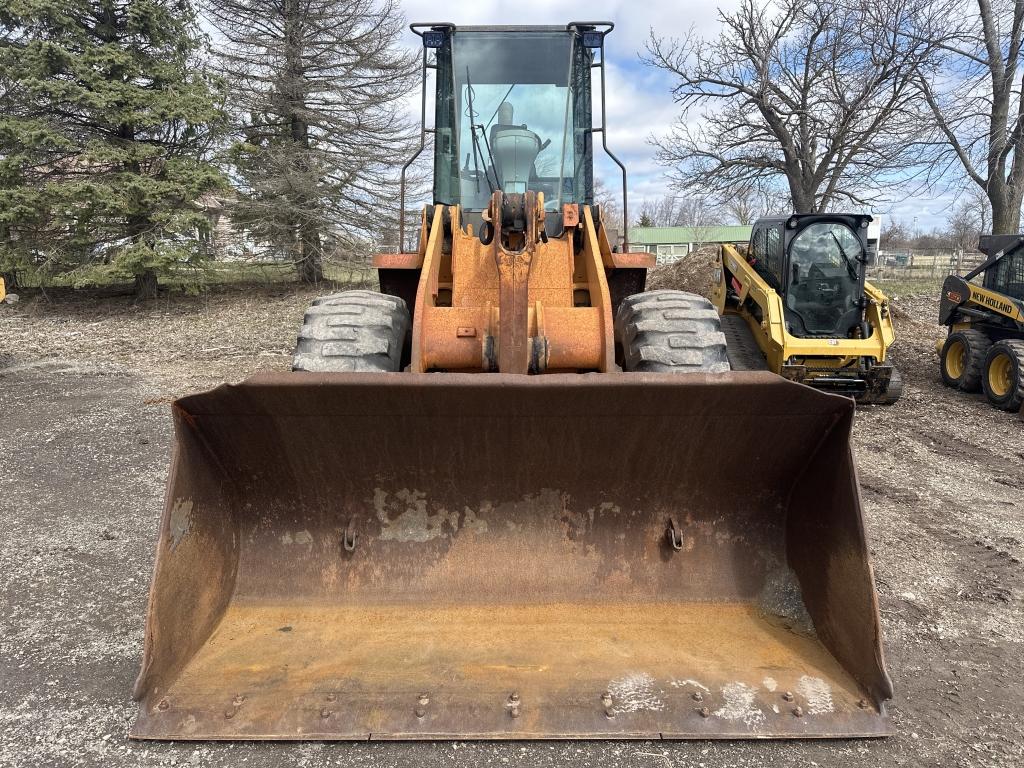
[{"xmin": 0, "ymin": 283, "xmax": 1021, "ymax": 768}]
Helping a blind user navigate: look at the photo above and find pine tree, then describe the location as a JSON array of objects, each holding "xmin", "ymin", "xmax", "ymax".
[
  {"xmin": 0, "ymin": 0, "xmax": 224, "ymax": 297},
  {"xmin": 204, "ymin": 0, "xmax": 416, "ymax": 283}
]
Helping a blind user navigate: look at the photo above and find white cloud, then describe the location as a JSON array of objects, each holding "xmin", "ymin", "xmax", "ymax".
[{"xmin": 395, "ymin": 0, "xmax": 954, "ymax": 228}]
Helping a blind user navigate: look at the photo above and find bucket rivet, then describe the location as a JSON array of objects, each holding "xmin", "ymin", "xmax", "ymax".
[
  {"xmin": 320, "ymin": 707, "xmax": 332, "ymax": 719},
  {"xmin": 157, "ymin": 698, "xmax": 169, "ymax": 711},
  {"xmin": 232, "ymin": 694, "xmax": 246, "ymax": 707},
  {"xmin": 507, "ymin": 693, "xmax": 521, "ymax": 718},
  {"xmin": 601, "ymin": 691, "xmax": 615, "ymax": 718},
  {"xmin": 415, "ymin": 693, "xmax": 430, "ymax": 719},
  {"xmin": 326, "ymin": 693, "xmax": 337, "ymax": 703},
  {"xmin": 224, "ymin": 709, "xmax": 235, "ymax": 719},
  {"xmin": 699, "ymin": 706, "xmax": 710, "ymax": 718},
  {"xmin": 691, "ymin": 691, "xmax": 703, "ymax": 702},
  {"xmin": 858, "ymin": 699, "xmax": 869, "ymax": 709},
  {"xmin": 793, "ymin": 706, "xmax": 804, "ymax": 717},
  {"xmin": 782, "ymin": 691, "xmax": 794, "ymax": 702}
]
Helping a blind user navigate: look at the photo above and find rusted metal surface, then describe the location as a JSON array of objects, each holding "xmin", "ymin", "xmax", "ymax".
[
  {"xmin": 491, "ymin": 191, "xmax": 540, "ymax": 373},
  {"xmin": 372, "ymin": 252, "xmax": 424, "ymax": 269},
  {"xmin": 608, "ymin": 252, "xmax": 657, "ymax": 269},
  {"xmin": 562, "ymin": 202, "xmax": 580, "ymax": 227},
  {"xmin": 132, "ymin": 372, "xmax": 892, "ymax": 740},
  {"xmin": 409, "ymin": 200, "xmax": 614, "ymax": 373}
]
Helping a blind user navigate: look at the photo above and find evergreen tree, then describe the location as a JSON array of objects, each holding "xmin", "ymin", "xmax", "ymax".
[
  {"xmin": 204, "ymin": 0, "xmax": 416, "ymax": 283},
  {"xmin": 0, "ymin": 0, "xmax": 224, "ymax": 297}
]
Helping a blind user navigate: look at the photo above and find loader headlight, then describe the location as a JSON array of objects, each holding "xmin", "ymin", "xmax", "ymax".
[{"xmin": 423, "ymin": 30, "xmax": 446, "ymax": 48}]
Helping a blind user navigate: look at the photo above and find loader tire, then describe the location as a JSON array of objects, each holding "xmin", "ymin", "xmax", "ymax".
[
  {"xmin": 940, "ymin": 329, "xmax": 990, "ymax": 392},
  {"xmin": 292, "ymin": 290, "xmax": 409, "ymax": 372},
  {"xmin": 615, "ymin": 290, "xmax": 730, "ymax": 373},
  {"xmin": 981, "ymin": 340, "xmax": 1024, "ymax": 411}
]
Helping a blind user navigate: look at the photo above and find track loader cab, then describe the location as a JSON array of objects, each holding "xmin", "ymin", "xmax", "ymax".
[
  {"xmin": 714, "ymin": 214, "xmax": 901, "ymax": 402},
  {"xmin": 938, "ymin": 234, "xmax": 1024, "ymax": 412},
  {"xmin": 749, "ymin": 215, "xmax": 871, "ymax": 338}
]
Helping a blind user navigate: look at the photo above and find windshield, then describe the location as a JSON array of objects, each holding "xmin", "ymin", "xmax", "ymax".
[
  {"xmin": 443, "ymin": 31, "xmax": 577, "ymax": 212},
  {"xmin": 991, "ymin": 249, "xmax": 1024, "ymax": 300},
  {"xmin": 785, "ymin": 222, "xmax": 864, "ymax": 336}
]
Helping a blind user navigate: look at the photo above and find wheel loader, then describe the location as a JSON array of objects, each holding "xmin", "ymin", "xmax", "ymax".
[
  {"xmin": 131, "ymin": 22, "xmax": 892, "ymax": 741},
  {"xmin": 938, "ymin": 233, "xmax": 1024, "ymax": 413},
  {"xmin": 712, "ymin": 214, "xmax": 902, "ymax": 404}
]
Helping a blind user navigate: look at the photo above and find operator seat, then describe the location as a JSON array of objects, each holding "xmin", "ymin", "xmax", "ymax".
[{"xmin": 489, "ymin": 101, "xmax": 542, "ymax": 194}]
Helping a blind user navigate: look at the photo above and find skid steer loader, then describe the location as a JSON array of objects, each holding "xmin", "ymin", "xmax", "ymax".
[
  {"xmin": 132, "ymin": 23, "xmax": 892, "ymax": 741},
  {"xmin": 712, "ymin": 214, "xmax": 902, "ymax": 404},
  {"xmin": 938, "ymin": 234, "xmax": 1024, "ymax": 413}
]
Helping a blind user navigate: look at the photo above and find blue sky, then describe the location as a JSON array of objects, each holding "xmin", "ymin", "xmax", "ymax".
[{"xmin": 398, "ymin": 0, "xmax": 959, "ymax": 231}]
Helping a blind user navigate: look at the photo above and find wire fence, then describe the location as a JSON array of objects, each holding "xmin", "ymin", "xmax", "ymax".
[{"xmin": 868, "ymin": 250, "xmax": 983, "ymax": 281}]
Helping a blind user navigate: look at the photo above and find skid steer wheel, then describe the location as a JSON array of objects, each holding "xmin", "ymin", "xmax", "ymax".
[
  {"xmin": 615, "ymin": 290, "xmax": 730, "ymax": 373},
  {"xmin": 940, "ymin": 329, "xmax": 990, "ymax": 392},
  {"xmin": 292, "ymin": 290, "xmax": 410, "ymax": 372},
  {"xmin": 981, "ymin": 340, "xmax": 1024, "ymax": 411}
]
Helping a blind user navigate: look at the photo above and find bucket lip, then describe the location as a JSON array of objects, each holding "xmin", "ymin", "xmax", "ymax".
[{"xmin": 173, "ymin": 371, "xmax": 856, "ymax": 419}]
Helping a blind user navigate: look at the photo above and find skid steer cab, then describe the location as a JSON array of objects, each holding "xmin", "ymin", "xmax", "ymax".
[
  {"xmin": 938, "ymin": 233, "xmax": 1024, "ymax": 413},
  {"xmin": 712, "ymin": 214, "xmax": 901, "ymax": 403}
]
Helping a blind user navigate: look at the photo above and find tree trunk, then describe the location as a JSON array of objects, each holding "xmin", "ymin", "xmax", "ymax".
[
  {"xmin": 134, "ymin": 269, "xmax": 159, "ymax": 299},
  {"xmin": 789, "ymin": 182, "xmax": 815, "ymax": 214},
  {"xmin": 296, "ymin": 223, "xmax": 323, "ymax": 283},
  {"xmin": 990, "ymin": 184, "xmax": 1023, "ymax": 234}
]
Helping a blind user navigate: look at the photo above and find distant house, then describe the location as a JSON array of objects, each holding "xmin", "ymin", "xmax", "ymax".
[{"xmin": 629, "ymin": 225, "xmax": 753, "ymax": 265}]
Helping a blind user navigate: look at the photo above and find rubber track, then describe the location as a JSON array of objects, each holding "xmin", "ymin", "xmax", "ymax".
[{"xmin": 719, "ymin": 313, "xmax": 770, "ymax": 371}]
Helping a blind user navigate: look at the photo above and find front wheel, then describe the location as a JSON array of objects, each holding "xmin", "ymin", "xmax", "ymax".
[
  {"xmin": 940, "ymin": 329, "xmax": 990, "ymax": 392},
  {"xmin": 614, "ymin": 290, "xmax": 730, "ymax": 373},
  {"xmin": 292, "ymin": 290, "xmax": 410, "ymax": 372}
]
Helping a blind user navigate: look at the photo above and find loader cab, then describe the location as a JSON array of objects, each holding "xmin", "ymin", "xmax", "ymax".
[
  {"xmin": 748, "ymin": 214, "xmax": 872, "ymax": 338},
  {"xmin": 425, "ymin": 25, "xmax": 596, "ymax": 232}
]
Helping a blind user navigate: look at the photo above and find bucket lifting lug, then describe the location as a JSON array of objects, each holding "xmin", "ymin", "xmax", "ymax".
[
  {"xmin": 343, "ymin": 518, "xmax": 358, "ymax": 552},
  {"xmin": 666, "ymin": 517, "xmax": 683, "ymax": 551}
]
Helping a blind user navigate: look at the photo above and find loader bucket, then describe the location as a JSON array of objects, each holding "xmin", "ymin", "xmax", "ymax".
[{"xmin": 132, "ymin": 372, "xmax": 892, "ymax": 740}]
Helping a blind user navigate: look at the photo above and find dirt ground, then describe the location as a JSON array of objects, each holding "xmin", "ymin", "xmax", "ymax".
[{"xmin": 0, "ymin": 281, "xmax": 1021, "ymax": 768}]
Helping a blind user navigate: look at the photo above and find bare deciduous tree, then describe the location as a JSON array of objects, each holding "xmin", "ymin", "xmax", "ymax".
[
  {"xmin": 645, "ymin": 0, "xmax": 940, "ymax": 214},
  {"xmin": 948, "ymin": 199, "xmax": 983, "ymax": 252},
  {"xmin": 203, "ymin": 0, "xmax": 417, "ymax": 281},
  {"xmin": 593, "ymin": 178, "xmax": 623, "ymax": 240},
  {"xmin": 636, "ymin": 195, "xmax": 724, "ymax": 228},
  {"xmin": 883, "ymin": 217, "xmax": 913, "ymax": 248},
  {"xmin": 915, "ymin": 0, "xmax": 1024, "ymax": 233},
  {"xmin": 721, "ymin": 181, "xmax": 790, "ymax": 223}
]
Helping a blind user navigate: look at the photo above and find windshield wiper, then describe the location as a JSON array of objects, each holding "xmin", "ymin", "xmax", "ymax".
[
  {"xmin": 831, "ymin": 231, "xmax": 861, "ymax": 282},
  {"xmin": 465, "ymin": 67, "xmax": 497, "ymax": 194}
]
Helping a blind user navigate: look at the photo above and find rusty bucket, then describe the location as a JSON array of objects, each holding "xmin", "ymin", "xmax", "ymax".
[{"xmin": 131, "ymin": 372, "xmax": 891, "ymax": 739}]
